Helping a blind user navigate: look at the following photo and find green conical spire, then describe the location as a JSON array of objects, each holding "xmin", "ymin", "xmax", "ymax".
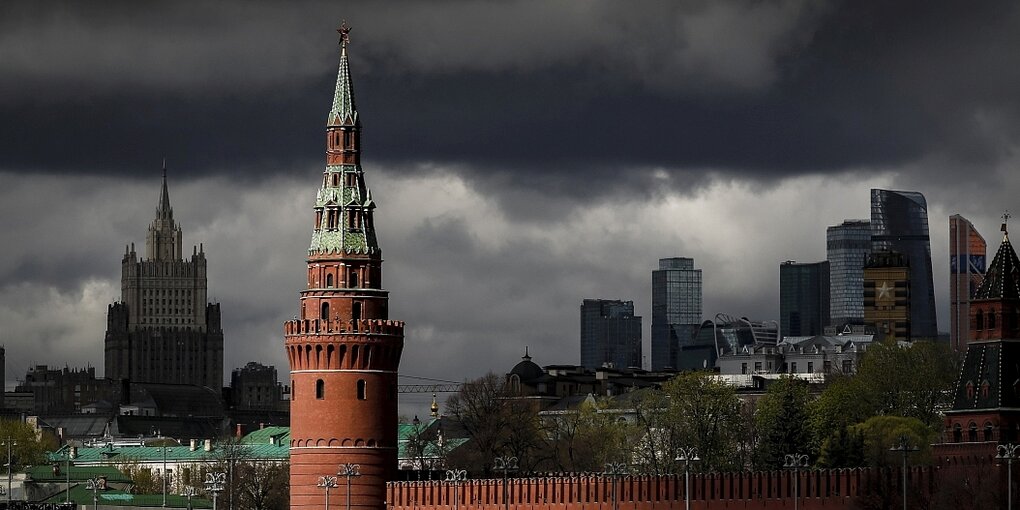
[{"xmin": 328, "ymin": 21, "xmax": 358, "ymax": 127}]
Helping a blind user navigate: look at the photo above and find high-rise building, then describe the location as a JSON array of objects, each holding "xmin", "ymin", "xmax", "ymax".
[
  {"xmin": 779, "ymin": 261, "xmax": 830, "ymax": 337},
  {"xmin": 283, "ymin": 24, "xmax": 405, "ymax": 510},
  {"xmin": 863, "ymin": 251, "xmax": 911, "ymax": 342},
  {"xmin": 651, "ymin": 257, "xmax": 703, "ymax": 370},
  {"xmin": 230, "ymin": 361, "xmax": 283, "ymax": 411},
  {"xmin": 580, "ymin": 299, "xmax": 642, "ymax": 370},
  {"xmin": 949, "ymin": 215, "xmax": 986, "ymax": 353},
  {"xmin": 104, "ymin": 170, "xmax": 224, "ymax": 389},
  {"xmin": 871, "ymin": 189, "xmax": 938, "ymax": 339},
  {"xmin": 827, "ymin": 219, "xmax": 871, "ymax": 328}
]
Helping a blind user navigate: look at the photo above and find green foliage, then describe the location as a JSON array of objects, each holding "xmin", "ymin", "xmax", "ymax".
[
  {"xmin": 553, "ymin": 397, "xmax": 635, "ymax": 472},
  {"xmin": 816, "ymin": 426, "xmax": 865, "ymax": 468},
  {"xmin": 848, "ymin": 415, "xmax": 935, "ymax": 467},
  {"xmin": 0, "ymin": 419, "xmax": 57, "ymax": 468},
  {"xmin": 753, "ymin": 377, "xmax": 813, "ymax": 469}
]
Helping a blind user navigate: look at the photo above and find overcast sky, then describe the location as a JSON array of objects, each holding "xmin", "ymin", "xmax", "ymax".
[{"xmin": 2, "ymin": 1, "xmax": 1019, "ymax": 416}]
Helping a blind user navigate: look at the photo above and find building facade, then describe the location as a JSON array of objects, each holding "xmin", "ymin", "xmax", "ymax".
[
  {"xmin": 949, "ymin": 214, "xmax": 986, "ymax": 353},
  {"xmin": 779, "ymin": 260, "xmax": 830, "ymax": 337},
  {"xmin": 283, "ymin": 25, "xmax": 405, "ymax": 510},
  {"xmin": 651, "ymin": 257, "xmax": 702, "ymax": 370},
  {"xmin": 104, "ymin": 170, "xmax": 224, "ymax": 389},
  {"xmin": 230, "ymin": 362, "xmax": 284, "ymax": 411},
  {"xmin": 826, "ymin": 220, "xmax": 871, "ymax": 328},
  {"xmin": 579, "ymin": 299, "xmax": 642, "ymax": 370},
  {"xmin": 862, "ymin": 251, "xmax": 911, "ymax": 342},
  {"xmin": 870, "ymin": 189, "xmax": 938, "ymax": 339}
]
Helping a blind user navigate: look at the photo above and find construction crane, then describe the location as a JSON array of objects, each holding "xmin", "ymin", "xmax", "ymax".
[{"xmin": 397, "ymin": 375, "xmax": 463, "ymax": 393}]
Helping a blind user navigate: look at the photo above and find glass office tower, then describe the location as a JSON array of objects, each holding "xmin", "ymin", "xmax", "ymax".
[
  {"xmin": 580, "ymin": 299, "xmax": 642, "ymax": 370},
  {"xmin": 827, "ymin": 220, "xmax": 872, "ymax": 328},
  {"xmin": 780, "ymin": 260, "xmax": 830, "ymax": 337},
  {"xmin": 949, "ymin": 214, "xmax": 986, "ymax": 352},
  {"xmin": 871, "ymin": 189, "xmax": 938, "ymax": 339},
  {"xmin": 651, "ymin": 257, "xmax": 703, "ymax": 370}
]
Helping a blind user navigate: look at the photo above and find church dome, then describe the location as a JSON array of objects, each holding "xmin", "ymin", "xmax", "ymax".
[{"xmin": 509, "ymin": 348, "xmax": 543, "ymax": 382}]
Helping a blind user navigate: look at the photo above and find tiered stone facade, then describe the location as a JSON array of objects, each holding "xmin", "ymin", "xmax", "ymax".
[{"xmin": 285, "ymin": 24, "xmax": 404, "ymax": 510}]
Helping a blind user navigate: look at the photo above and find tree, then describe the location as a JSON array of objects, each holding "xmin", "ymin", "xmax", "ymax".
[
  {"xmin": 0, "ymin": 419, "xmax": 56, "ymax": 469},
  {"xmin": 235, "ymin": 461, "xmax": 289, "ymax": 510},
  {"xmin": 848, "ymin": 415, "xmax": 934, "ymax": 468},
  {"xmin": 549, "ymin": 396, "xmax": 635, "ymax": 473},
  {"xmin": 753, "ymin": 377, "xmax": 813, "ymax": 469}
]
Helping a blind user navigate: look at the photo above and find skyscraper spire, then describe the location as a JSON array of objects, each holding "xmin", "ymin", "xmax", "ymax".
[{"xmin": 158, "ymin": 159, "xmax": 172, "ymax": 220}]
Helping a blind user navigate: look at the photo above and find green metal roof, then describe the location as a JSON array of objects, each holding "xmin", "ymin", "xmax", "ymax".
[
  {"xmin": 47, "ymin": 440, "xmax": 288, "ymax": 465},
  {"xmin": 26, "ymin": 465, "xmax": 132, "ymax": 484},
  {"xmin": 239, "ymin": 426, "xmax": 290, "ymax": 445},
  {"xmin": 40, "ymin": 484, "xmax": 212, "ymax": 508}
]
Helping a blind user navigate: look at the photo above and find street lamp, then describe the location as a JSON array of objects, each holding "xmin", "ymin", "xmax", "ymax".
[
  {"xmin": 445, "ymin": 469, "xmax": 467, "ymax": 510},
  {"xmin": 318, "ymin": 475, "xmax": 339, "ymax": 510},
  {"xmin": 889, "ymin": 435, "xmax": 919, "ymax": 510},
  {"xmin": 204, "ymin": 471, "xmax": 226, "ymax": 510},
  {"xmin": 338, "ymin": 463, "xmax": 361, "ymax": 510},
  {"xmin": 999, "ymin": 443, "xmax": 1020, "ymax": 510},
  {"xmin": 161, "ymin": 445, "xmax": 169, "ymax": 508},
  {"xmin": 675, "ymin": 447, "xmax": 699, "ymax": 510},
  {"xmin": 182, "ymin": 486, "xmax": 198, "ymax": 510},
  {"xmin": 493, "ymin": 456, "xmax": 518, "ymax": 510},
  {"xmin": 783, "ymin": 454, "xmax": 809, "ymax": 510},
  {"xmin": 85, "ymin": 476, "xmax": 104, "ymax": 510},
  {"xmin": 1, "ymin": 438, "xmax": 15, "ymax": 505},
  {"xmin": 604, "ymin": 462, "xmax": 627, "ymax": 510}
]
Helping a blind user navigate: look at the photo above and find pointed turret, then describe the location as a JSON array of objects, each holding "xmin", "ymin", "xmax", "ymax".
[
  {"xmin": 328, "ymin": 22, "xmax": 358, "ymax": 128},
  {"xmin": 975, "ymin": 213, "xmax": 1020, "ymax": 301},
  {"xmin": 146, "ymin": 163, "xmax": 182, "ymax": 261}
]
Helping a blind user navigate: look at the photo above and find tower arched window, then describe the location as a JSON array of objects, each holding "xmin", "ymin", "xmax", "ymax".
[
  {"xmin": 321, "ymin": 302, "xmax": 330, "ymax": 321},
  {"xmin": 349, "ymin": 272, "xmax": 359, "ymax": 288},
  {"xmin": 952, "ymin": 423, "xmax": 962, "ymax": 442},
  {"xmin": 316, "ymin": 379, "xmax": 325, "ymax": 400},
  {"xmin": 357, "ymin": 379, "xmax": 366, "ymax": 400},
  {"xmin": 989, "ymin": 311, "xmax": 997, "ymax": 329},
  {"xmin": 985, "ymin": 422, "xmax": 994, "ymax": 441},
  {"xmin": 326, "ymin": 274, "xmax": 334, "ymax": 288},
  {"xmin": 976, "ymin": 310, "xmax": 985, "ymax": 330},
  {"xmin": 352, "ymin": 302, "xmax": 362, "ymax": 322},
  {"xmin": 969, "ymin": 422, "xmax": 978, "ymax": 442}
]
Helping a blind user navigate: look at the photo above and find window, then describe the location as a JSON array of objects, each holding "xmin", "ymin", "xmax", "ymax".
[
  {"xmin": 985, "ymin": 422, "xmax": 994, "ymax": 442},
  {"xmin": 321, "ymin": 302, "xmax": 330, "ymax": 321},
  {"xmin": 952, "ymin": 423, "xmax": 962, "ymax": 443},
  {"xmin": 977, "ymin": 310, "xmax": 984, "ymax": 330},
  {"xmin": 349, "ymin": 272, "xmax": 359, "ymax": 288},
  {"xmin": 316, "ymin": 379, "xmax": 325, "ymax": 400},
  {"xmin": 326, "ymin": 274, "xmax": 334, "ymax": 288},
  {"xmin": 969, "ymin": 422, "xmax": 978, "ymax": 442},
  {"xmin": 790, "ymin": 362, "xmax": 797, "ymax": 373},
  {"xmin": 352, "ymin": 302, "xmax": 362, "ymax": 322},
  {"xmin": 842, "ymin": 360, "xmax": 853, "ymax": 373},
  {"xmin": 741, "ymin": 363, "xmax": 747, "ymax": 374},
  {"xmin": 989, "ymin": 311, "xmax": 997, "ymax": 329},
  {"xmin": 357, "ymin": 379, "xmax": 366, "ymax": 400},
  {"xmin": 807, "ymin": 362, "xmax": 814, "ymax": 373},
  {"xmin": 754, "ymin": 362, "xmax": 762, "ymax": 372}
]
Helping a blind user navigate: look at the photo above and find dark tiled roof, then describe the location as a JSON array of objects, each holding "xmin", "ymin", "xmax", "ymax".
[
  {"xmin": 975, "ymin": 235, "xmax": 1020, "ymax": 301},
  {"xmin": 951, "ymin": 340, "xmax": 1020, "ymax": 411}
]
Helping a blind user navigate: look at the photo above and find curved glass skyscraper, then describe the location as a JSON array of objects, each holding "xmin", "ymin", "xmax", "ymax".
[{"xmin": 870, "ymin": 189, "xmax": 938, "ymax": 339}]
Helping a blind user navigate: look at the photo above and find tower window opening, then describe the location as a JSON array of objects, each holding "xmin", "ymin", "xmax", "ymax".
[
  {"xmin": 989, "ymin": 311, "xmax": 997, "ymax": 329},
  {"xmin": 316, "ymin": 379, "xmax": 324, "ymax": 400},
  {"xmin": 326, "ymin": 274, "xmax": 334, "ymax": 288},
  {"xmin": 357, "ymin": 379, "xmax": 366, "ymax": 400},
  {"xmin": 349, "ymin": 272, "xmax": 359, "ymax": 288},
  {"xmin": 976, "ymin": 310, "xmax": 984, "ymax": 330},
  {"xmin": 352, "ymin": 302, "xmax": 362, "ymax": 322},
  {"xmin": 321, "ymin": 302, "xmax": 330, "ymax": 321}
]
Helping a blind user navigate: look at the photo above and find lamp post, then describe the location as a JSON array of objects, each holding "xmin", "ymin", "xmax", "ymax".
[
  {"xmin": 338, "ymin": 463, "xmax": 361, "ymax": 510},
  {"xmin": 204, "ymin": 471, "xmax": 226, "ymax": 510},
  {"xmin": 1, "ymin": 438, "xmax": 15, "ymax": 505},
  {"xmin": 675, "ymin": 447, "xmax": 699, "ymax": 510},
  {"xmin": 999, "ymin": 443, "xmax": 1020, "ymax": 510},
  {"xmin": 161, "ymin": 445, "xmax": 169, "ymax": 508},
  {"xmin": 85, "ymin": 476, "xmax": 103, "ymax": 510},
  {"xmin": 889, "ymin": 435, "xmax": 919, "ymax": 510},
  {"xmin": 318, "ymin": 475, "xmax": 339, "ymax": 510},
  {"xmin": 445, "ymin": 469, "xmax": 467, "ymax": 510},
  {"xmin": 493, "ymin": 456, "xmax": 518, "ymax": 510},
  {"xmin": 64, "ymin": 444, "xmax": 71, "ymax": 504},
  {"xmin": 182, "ymin": 486, "xmax": 198, "ymax": 510},
  {"xmin": 604, "ymin": 462, "xmax": 627, "ymax": 510},
  {"xmin": 783, "ymin": 454, "xmax": 809, "ymax": 510}
]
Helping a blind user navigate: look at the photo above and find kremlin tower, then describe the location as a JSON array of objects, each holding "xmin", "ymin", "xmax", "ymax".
[{"xmin": 284, "ymin": 23, "xmax": 404, "ymax": 510}]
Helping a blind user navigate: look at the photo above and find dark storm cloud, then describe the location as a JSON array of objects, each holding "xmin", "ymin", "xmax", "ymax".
[{"xmin": 5, "ymin": 0, "xmax": 1020, "ymax": 208}]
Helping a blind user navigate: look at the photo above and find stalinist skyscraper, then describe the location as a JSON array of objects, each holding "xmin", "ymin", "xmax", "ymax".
[{"xmin": 104, "ymin": 169, "xmax": 224, "ymax": 389}]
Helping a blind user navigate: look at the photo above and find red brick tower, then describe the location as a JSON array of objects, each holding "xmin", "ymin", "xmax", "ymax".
[{"xmin": 284, "ymin": 23, "xmax": 404, "ymax": 510}]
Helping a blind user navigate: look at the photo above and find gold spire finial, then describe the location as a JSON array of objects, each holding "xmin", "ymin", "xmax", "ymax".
[
  {"xmin": 430, "ymin": 393, "xmax": 439, "ymax": 418},
  {"xmin": 1003, "ymin": 210, "xmax": 1011, "ymax": 240}
]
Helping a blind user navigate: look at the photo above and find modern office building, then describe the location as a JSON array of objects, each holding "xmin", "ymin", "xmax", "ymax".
[
  {"xmin": 684, "ymin": 313, "xmax": 779, "ymax": 371},
  {"xmin": 871, "ymin": 189, "xmax": 938, "ymax": 339},
  {"xmin": 580, "ymin": 299, "xmax": 642, "ymax": 370},
  {"xmin": 949, "ymin": 215, "xmax": 986, "ymax": 353},
  {"xmin": 779, "ymin": 261, "xmax": 830, "ymax": 337},
  {"xmin": 863, "ymin": 251, "xmax": 911, "ymax": 342},
  {"xmin": 827, "ymin": 220, "xmax": 871, "ymax": 328},
  {"xmin": 104, "ymin": 170, "xmax": 224, "ymax": 389},
  {"xmin": 651, "ymin": 257, "xmax": 703, "ymax": 370}
]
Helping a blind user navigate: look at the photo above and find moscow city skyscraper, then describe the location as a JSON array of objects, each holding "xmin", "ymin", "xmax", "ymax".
[
  {"xmin": 826, "ymin": 220, "xmax": 871, "ymax": 328},
  {"xmin": 871, "ymin": 189, "xmax": 939, "ymax": 339},
  {"xmin": 779, "ymin": 260, "xmax": 830, "ymax": 337},
  {"xmin": 949, "ymin": 214, "xmax": 986, "ymax": 353},
  {"xmin": 651, "ymin": 257, "xmax": 702, "ymax": 370},
  {"xmin": 579, "ymin": 299, "xmax": 642, "ymax": 370}
]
